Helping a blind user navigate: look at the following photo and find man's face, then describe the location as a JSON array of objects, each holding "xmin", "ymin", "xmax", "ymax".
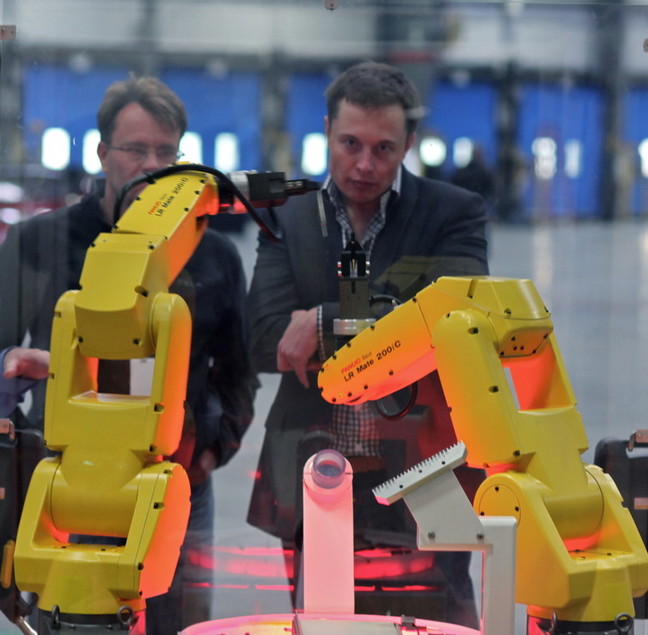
[
  {"xmin": 325, "ymin": 99, "xmax": 414, "ymax": 211},
  {"xmin": 97, "ymin": 102, "xmax": 181, "ymax": 220}
]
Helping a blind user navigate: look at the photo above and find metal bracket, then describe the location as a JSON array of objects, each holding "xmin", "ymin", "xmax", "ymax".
[
  {"xmin": 373, "ymin": 442, "xmax": 466, "ymax": 505},
  {"xmin": 373, "ymin": 442, "xmax": 517, "ymax": 635}
]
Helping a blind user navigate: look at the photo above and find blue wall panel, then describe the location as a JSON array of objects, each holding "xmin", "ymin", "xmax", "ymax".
[
  {"xmin": 425, "ymin": 80, "xmax": 498, "ymax": 175},
  {"xmin": 518, "ymin": 83, "xmax": 603, "ymax": 219},
  {"xmin": 23, "ymin": 64, "xmax": 129, "ymax": 167},
  {"xmin": 23, "ymin": 65, "xmax": 262, "ymax": 172},
  {"xmin": 286, "ymin": 73, "xmax": 329, "ymax": 177},
  {"xmin": 623, "ymin": 88, "xmax": 648, "ymax": 216},
  {"xmin": 162, "ymin": 68, "xmax": 262, "ymax": 170}
]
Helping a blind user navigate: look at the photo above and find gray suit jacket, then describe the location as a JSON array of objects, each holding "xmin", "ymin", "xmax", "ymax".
[{"xmin": 246, "ymin": 168, "xmax": 489, "ymax": 542}]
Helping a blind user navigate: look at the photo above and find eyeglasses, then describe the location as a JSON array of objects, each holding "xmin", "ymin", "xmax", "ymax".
[{"xmin": 105, "ymin": 144, "xmax": 184, "ymax": 163}]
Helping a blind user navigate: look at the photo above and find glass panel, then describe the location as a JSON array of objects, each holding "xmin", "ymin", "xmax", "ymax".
[{"xmin": 1, "ymin": 3, "xmax": 647, "ymax": 635}]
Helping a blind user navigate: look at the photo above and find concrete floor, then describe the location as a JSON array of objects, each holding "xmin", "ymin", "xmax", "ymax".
[{"xmin": 5, "ymin": 218, "xmax": 648, "ymax": 634}]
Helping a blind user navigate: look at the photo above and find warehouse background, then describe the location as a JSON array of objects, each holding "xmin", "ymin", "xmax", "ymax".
[{"xmin": 2, "ymin": 2, "xmax": 648, "ymax": 633}]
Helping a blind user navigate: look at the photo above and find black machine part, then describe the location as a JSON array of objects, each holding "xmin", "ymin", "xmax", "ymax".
[
  {"xmin": 594, "ymin": 430, "xmax": 648, "ymax": 619},
  {"xmin": 527, "ymin": 612, "xmax": 633, "ymax": 634}
]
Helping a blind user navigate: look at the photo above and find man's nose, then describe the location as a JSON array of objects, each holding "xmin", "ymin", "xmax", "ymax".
[
  {"xmin": 141, "ymin": 150, "xmax": 169, "ymax": 171},
  {"xmin": 356, "ymin": 147, "xmax": 374, "ymax": 172}
]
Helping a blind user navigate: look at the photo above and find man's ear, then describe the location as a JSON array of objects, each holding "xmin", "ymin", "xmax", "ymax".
[
  {"xmin": 97, "ymin": 141, "xmax": 109, "ymax": 170},
  {"xmin": 324, "ymin": 115, "xmax": 330, "ymax": 138}
]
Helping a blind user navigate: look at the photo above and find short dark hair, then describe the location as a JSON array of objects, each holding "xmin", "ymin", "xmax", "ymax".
[
  {"xmin": 325, "ymin": 61, "xmax": 423, "ymax": 137},
  {"xmin": 97, "ymin": 76, "xmax": 187, "ymax": 143}
]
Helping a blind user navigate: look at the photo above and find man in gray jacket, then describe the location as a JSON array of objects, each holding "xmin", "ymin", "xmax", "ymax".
[{"xmin": 246, "ymin": 61, "xmax": 488, "ymax": 627}]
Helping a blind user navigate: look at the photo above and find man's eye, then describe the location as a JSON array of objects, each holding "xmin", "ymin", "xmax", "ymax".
[
  {"xmin": 158, "ymin": 149, "xmax": 178, "ymax": 161},
  {"xmin": 127, "ymin": 147, "xmax": 147, "ymax": 157}
]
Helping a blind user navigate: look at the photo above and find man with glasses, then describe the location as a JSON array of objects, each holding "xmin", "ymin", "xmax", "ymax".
[{"xmin": 0, "ymin": 76, "xmax": 257, "ymax": 633}]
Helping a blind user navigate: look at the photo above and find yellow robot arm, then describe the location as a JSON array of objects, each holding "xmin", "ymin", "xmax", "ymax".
[
  {"xmin": 317, "ymin": 275, "xmax": 648, "ymax": 628},
  {"xmin": 13, "ymin": 169, "xmax": 219, "ymax": 623},
  {"xmin": 13, "ymin": 166, "xmax": 318, "ymax": 629}
]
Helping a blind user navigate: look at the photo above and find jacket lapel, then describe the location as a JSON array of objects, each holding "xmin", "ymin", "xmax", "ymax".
[{"xmin": 370, "ymin": 168, "xmax": 421, "ymax": 288}]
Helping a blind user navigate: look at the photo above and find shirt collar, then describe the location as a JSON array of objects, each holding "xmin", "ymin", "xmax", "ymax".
[{"xmin": 323, "ymin": 167, "xmax": 403, "ymax": 255}]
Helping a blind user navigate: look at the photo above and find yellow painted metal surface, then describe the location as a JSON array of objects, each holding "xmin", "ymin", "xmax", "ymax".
[{"xmin": 14, "ymin": 169, "xmax": 217, "ymax": 616}]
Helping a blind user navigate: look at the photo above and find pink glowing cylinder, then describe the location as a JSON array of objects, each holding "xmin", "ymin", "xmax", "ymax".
[{"xmin": 302, "ymin": 449, "xmax": 355, "ymax": 614}]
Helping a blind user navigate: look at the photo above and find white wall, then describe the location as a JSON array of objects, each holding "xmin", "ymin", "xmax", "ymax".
[
  {"xmin": 14, "ymin": 0, "xmax": 639, "ymax": 78},
  {"xmin": 16, "ymin": 0, "xmax": 377, "ymax": 59},
  {"xmin": 444, "ymin": 4, "xmax": 595, "ymax": 72},
  {"xmin": 624, "ymin": 5, "xmax": 648, "ymax": 76}
]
